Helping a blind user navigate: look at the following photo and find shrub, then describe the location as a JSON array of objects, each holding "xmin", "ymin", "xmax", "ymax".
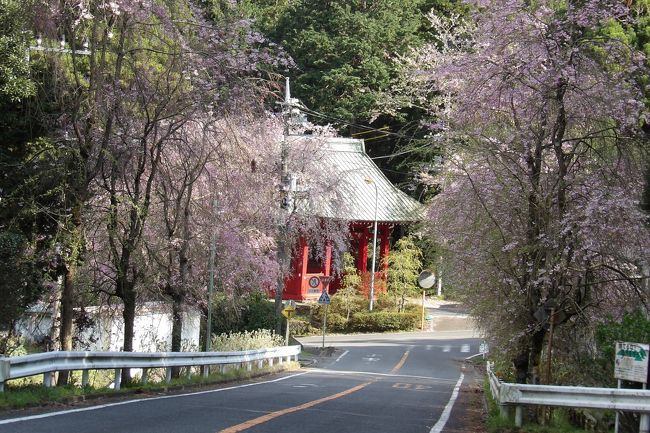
[
  {"xmin": 0, "ymin": 335, "xmax": 27, "ymax": 357},
  {"xmin": 329, "ymin": 294, "xmax": 366, "ymax": 318},
  {"xmin": 374, "ymin": 293, "xmax": 397, "ymax": 311},
  {"xmin": 210, "ymin": 291, "xmax": 277, "ymax": 334},
  {"xmin": 289, "ymin": 318, "xmax": 314, "ymax": 336},
  {"xmin": 309, "ymin": 305, "xmax": 326, "ymax": 327},
  {"xmin": 242, "ymin": 292, "xmax": 276, "ymax": 332},
  {"xmin": 403, "ymin": 303, "xmax": 420, "ymax": 315},
  {"xmin": 348, "ymin": 311, "xmax": 418, "ymax": 333},
  {"xmin": 211, "ymin": 329, "xmax": 284, "ymax": 351},
  {"xmin": 324, "ymin": 312, "xmax": 348, "ymax": 333}
]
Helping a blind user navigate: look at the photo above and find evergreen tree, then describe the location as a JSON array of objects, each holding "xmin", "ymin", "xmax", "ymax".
[
  {"xmin": 337, "ymin": 252, "xmax": 362, "ymax": 320},
  {"xmin": 386, "ymin": 236, "xmax": 422, "ymax": 312}
]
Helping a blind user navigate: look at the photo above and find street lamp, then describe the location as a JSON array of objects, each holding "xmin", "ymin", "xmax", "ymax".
[{"xmin": 364, "ymin": 178, "xmax": 378, "ymax": 311}]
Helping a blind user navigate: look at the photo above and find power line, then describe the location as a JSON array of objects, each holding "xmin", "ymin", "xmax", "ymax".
[
  {"xmin": 289, "ymin": 100, "xmax": 440, "ymax": 161},
  {"xmin": 369, "ymin": 142, "xmax": 435, "ymax": 160},
  {"xmin": 296, "ymin": 106, "xmax": 419, "ymax": 140}
]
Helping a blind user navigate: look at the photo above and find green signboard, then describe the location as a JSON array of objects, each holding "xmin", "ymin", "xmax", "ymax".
[{"xmin": 615, "ymin": 342, "xmax": 649, "ymax": 383}]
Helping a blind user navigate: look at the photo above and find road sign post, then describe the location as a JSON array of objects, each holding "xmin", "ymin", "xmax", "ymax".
[
  {"xmin": 614, "ymin": 341, "xmax": 650, "ymax": 433},
  {"xmin": 322, "ymin": 304, "xmax": 328, "ymax": 349},
  {"xmin": 417, "ymin": 271, "xmax": 435, "ymax": 332},
  {"xmin": 421, "ymin": 291, "xmax": 425, "ymax": 330},
  {"xmin": 281, "ymin": 303, "xmax": 296, "ymax": 346},
  {"xmin": 318, "ymin": 276, "xmax": 333, "ymax": 349},
  {"xmin": 285, "ymin": 319, "xmax": 290, "ymax": 346}
]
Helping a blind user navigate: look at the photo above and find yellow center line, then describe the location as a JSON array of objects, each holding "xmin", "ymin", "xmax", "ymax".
[
  {"xmin": 217, "ymin": 349, "xmax": 411, "ymax": 433},
  {"xmin": 391, "ymin": 350, "xmax": 410, "ymax": 374},
  {"xmin": 216, "ymin": 381, "xmax": 372, "ymax": 433}
]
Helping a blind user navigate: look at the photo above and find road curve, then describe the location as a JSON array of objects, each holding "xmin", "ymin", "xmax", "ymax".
[{"xmin": 0, "ymin": 331, "xmax": 482, "ymax": 433}]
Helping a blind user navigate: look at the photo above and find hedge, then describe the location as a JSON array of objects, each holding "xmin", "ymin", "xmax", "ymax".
[
  {"xmin": 348, "ymin": 311, "xmax": 419, "ymax": 333},
  {"xmin": 289, "ymin": 318, "xmax": 315, "ymax": 336}
]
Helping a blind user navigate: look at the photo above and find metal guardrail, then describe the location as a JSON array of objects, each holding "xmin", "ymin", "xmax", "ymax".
[
  {"xmin": 486, "ymin": 362, "xmax": 650, "ymax": 431},
  {"xmin": 0, "ymin": 345, "xmax": 301, "ymax": 392}
]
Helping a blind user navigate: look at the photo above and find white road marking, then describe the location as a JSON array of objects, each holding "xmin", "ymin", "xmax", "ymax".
[
  {"xmin": 429, "ymin": 373, "xmax": 465, "ymax": 433},
  {"xmin": 306, "ymin": 368, "xmax": 458, "ymax": 383},
  {"xmin": 362, "ymin": 353, "xmax": 380, "ymax": 362},
  {"xmin": 460, "ymin": 344, "xmax": 470, "ymax": 353},
  {"xmin": 426, "ymin": 345, "xmax": 432, "ymax": 351},
  {"xmin": 334, "ymin": 350, "xmax": 349, "ymax": 363},
  {"xmin": 442, "ymin": 345, "xmax": 451, "ymax": 352},
  {"xmin": 292, "ymin": 384, "xmax": 318, "ymax": 388},
  {"xmin": 0, "ymin": 372, "xmax": 308, "ymax": 426},
  {"xmin": 464, "ymin": 352, "xmax": 484, "ymax": 360}
]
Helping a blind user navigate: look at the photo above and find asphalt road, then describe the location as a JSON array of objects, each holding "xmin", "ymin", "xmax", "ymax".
[{"xmin": 0, "ymin": 330, "xmax": 483, "ymax": 433}]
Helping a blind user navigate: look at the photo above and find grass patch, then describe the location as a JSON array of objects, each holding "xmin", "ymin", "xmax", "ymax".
[
  {"xmin": 0, "ymin": 361, "xmax": 299, "ymax": 411},
  {"xmin": 0, "ymin": 384, "xmax": 117, "ymax": 410}
]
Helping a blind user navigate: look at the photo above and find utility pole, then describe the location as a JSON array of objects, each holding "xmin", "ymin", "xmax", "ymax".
[
  {"xmin": 437, "ymin": 257, "xmax": 443, "ymax": 297},
  {"xmin": 28, "ymin": 34, "xmax": 90, "ymax": 387},
  {"xmin": 274, "ymin": 78, "xmax": 292, "ymax": 334},
  {"xmin": 364, "ymin": 178, "xmax": 378, "ymax": 311},
  {"xmin": 369, "ymin": 192, "xmax": 378, "ymax": 311},
  {"xmin": 205, "ymin": 199, "xmax": 218, "ymax": 352}
]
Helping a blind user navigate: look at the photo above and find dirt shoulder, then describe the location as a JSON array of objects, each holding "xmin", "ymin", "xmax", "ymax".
[{"xmin": 442, "ymin": 361, "xmax": 489, "ymax": 433}]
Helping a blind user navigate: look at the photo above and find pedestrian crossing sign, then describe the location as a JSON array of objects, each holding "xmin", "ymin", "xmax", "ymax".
[{"xmin": 318, "ymin": 291, "xmax": 331, "ymax": 305}]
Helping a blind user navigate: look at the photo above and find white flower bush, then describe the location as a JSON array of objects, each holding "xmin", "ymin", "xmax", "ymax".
[{"xmin": 211, "ymin": 329, "xmax": 284, "ymax": 351}]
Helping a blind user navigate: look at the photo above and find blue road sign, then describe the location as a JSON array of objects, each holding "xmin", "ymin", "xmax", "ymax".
[{"xmin": 318, "ymin": 291, "xmax": 331, "ymax": 305}]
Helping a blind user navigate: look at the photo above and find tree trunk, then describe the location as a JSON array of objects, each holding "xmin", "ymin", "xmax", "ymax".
[
  {"xmin": 57, "ymin": 202, "xmax": 84, "ymax": 385},
  {"xmin": 513, "ymin": 329, "xmax": 546, "ymax": 385},
  {"xmin": 172, "ymin": 189, "xmax": 191, "ymax": 356},
  {"xmin": 513, "ymin": 350, "xmax": 529, "ymax": 384},
  {"xmin": 528, "ymin": 329, "xmax": 546, "ymax": 385},
  {"xmin": 170, "ymin": 297, "xmax": 183, "ymax": 378},
  {"xmin": 120, "ymin": 283, "xmax": 136, "ymax": 385},
  {"xmin": 48, "ymin": 277, "xmax": 62, "ymax": 353},
  {"xmin": 56, "ymin": 265, "xmax": 75, "ymax": 385}
]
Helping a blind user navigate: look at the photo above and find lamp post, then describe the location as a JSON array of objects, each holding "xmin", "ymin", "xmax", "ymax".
[{"xmin": 364, "ymin": 178, "xmax": 379, "ymax": 311}]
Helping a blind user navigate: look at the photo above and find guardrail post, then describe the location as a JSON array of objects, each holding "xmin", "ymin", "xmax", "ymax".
[
  {"xmin": 247, "ymin": 362, "xmax": 252, "ymax": 372},
  {"xmin": 43, "ymin": 371, "xmax": 53, "ymax": 388},
  {"xmin": 202, "ymin": 366, "xmax": 209, "ymax": 379},
  {"xmin": 219, "ymin": 364, "xmax": 226, "ymax": 374},
  {"xmin": 81, "ymin": 370, "xmax": 90, "ymax": 387},
  {"xmin": 515, "ymin": 405, "xmax": 523, "ymax": 427},
  {"xmin": 257, "ymin": 359, "xmax": 263, "ymax": 369},
  {"xmin": 268, "ymin": 358, "xmax": 274, "ymax": 367},
  {"xmin": 114, "ymin": 369, "xmax": 122, "ymax": 390},
  {"xmin": 141, "ymin": 368, "xmax": 149, "ymax": 384},
  {"xmin": 499, "ymin": 404, "xmax": 510, "ymax": 420},
  {"xmin": 0, "ymin": 359, "xmax": 9, "ymax": 392},
  {"xmin": 640, "ymin": 413, "xmax": 650, "ymax": 433},
  {"xmin": 165, "ymin": 367, "xmax": 172, "ymax": 384}
]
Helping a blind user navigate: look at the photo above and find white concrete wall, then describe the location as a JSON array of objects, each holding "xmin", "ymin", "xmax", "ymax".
[
  {"xmin": 16, "ymin": 302, "xmax": 201, "ymax": 352},
  {"xmin": 14, "ymin": 312, "xmax": 52, "ymax": 344}
]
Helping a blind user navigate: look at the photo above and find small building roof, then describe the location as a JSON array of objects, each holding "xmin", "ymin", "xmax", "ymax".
[{"xmin": 296, "ymin": 135, "xmax": 424, "ymax": 223}]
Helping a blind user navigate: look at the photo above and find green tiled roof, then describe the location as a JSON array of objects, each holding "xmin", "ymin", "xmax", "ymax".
[{"xmin": 294, "ymin": 135, "xmax": 424, "ymax": 223}]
